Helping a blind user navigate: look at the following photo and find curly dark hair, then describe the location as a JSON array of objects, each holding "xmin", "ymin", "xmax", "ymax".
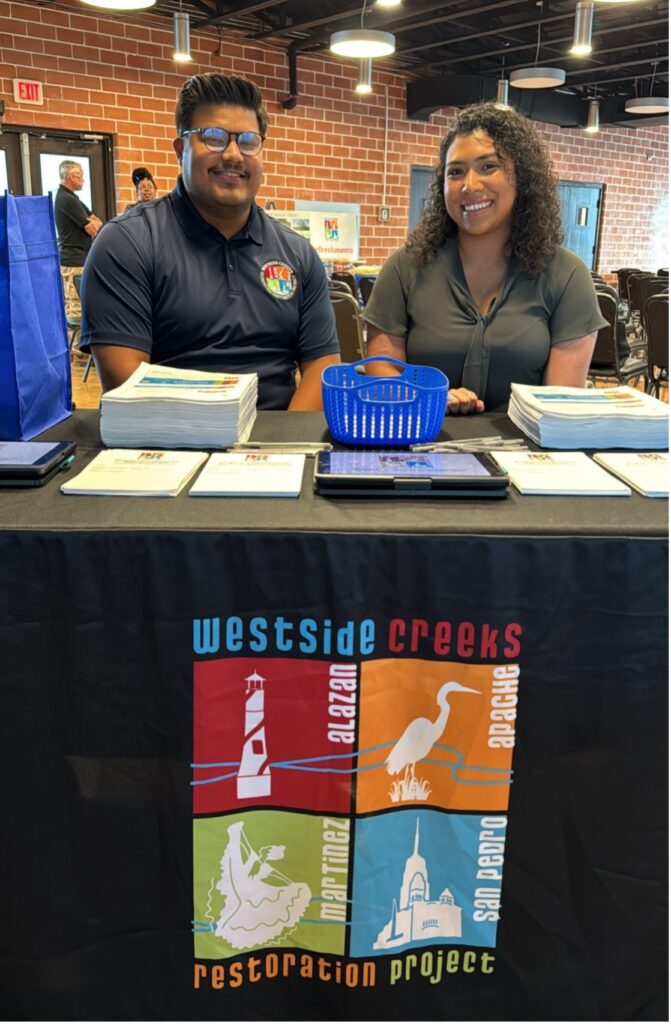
[
  {"xmin": 175, "ymin": 73, "xmax": 268, "ymax": 137},
  {"xmin": 406, "ymin": 103, "xmax": 563, "ymax": 276}
]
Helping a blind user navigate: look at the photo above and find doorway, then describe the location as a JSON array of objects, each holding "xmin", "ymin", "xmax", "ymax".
[
  {"xmin": 0, "ymin": 125, "xmax": 115, "ymax": 224},
  {"xmin": 556, "ymin": 180, "xmax": 603, "ymax": 270},
  {"xmin": 409, "ymin": 166, "xmax": 433, "ymax": 230}
]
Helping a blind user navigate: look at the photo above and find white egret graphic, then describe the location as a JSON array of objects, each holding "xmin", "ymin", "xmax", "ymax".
[{"xmin": 386, "ymin": 682, "xmax": 480, "ymax": 802}]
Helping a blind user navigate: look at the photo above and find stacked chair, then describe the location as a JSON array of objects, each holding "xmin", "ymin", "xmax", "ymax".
[
  {"xmin": 645, "ymin": 293, "xmax": 668, "ymax": 399},
  {"xmin": 588, "ymin": 288, "xmax": 648, "ymax": 390}
]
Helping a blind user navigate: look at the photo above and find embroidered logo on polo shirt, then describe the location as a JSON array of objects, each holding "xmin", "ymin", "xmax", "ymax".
[{"xmin": 260, "ymin": 260, "xmax": 297, "ymax": 300}]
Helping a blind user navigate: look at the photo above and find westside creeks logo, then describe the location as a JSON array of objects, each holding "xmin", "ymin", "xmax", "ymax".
[{"xmin": 191, "ymin": 615, "xmax": 521, "ymax": 991}]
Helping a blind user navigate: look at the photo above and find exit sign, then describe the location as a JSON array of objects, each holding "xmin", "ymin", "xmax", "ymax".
[{"xmin": 13, "ymin": 79, "xmax": 44, "ymax": 105}]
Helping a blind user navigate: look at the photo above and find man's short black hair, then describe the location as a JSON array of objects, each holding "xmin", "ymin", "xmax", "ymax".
[{"xmin": 175, "ymin": 74, "xmax": 268, "ymax": 137}]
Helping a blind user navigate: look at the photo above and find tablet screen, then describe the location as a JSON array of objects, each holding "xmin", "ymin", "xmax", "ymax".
[
  {"xmin": 320, "ymin": 451, "xmax": 494, "ymax": 478},
  {"xmin": 0, "ymin": 441, "xmax": 65, "ymax": 466}
]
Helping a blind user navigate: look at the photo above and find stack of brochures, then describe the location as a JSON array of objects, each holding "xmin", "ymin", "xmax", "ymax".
[
  {"xmin": 100, "ymin": 364, "xmax": 258, "ymax": 449},
  {"xmin": 507, "ymin": 384, "xmax": 668, "ymax": 449}
]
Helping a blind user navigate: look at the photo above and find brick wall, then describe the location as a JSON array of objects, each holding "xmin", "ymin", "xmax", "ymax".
[{"xmin": 1, "ymin": 0, "xmax": 668, "ymax": 274}]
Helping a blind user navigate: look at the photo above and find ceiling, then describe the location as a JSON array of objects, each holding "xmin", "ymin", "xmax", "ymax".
[{"xmin": 143, "ymin": 0, "xmax": 668, "ymax": 104}]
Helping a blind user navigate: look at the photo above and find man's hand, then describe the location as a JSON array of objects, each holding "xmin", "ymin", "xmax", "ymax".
[
  {"xmin": 447, "ymin": 387, "xmax": 484, "ymax": 415},
  {"xmin": 85, "ymin": 215, "xmax": 103, "ymax": 237}
]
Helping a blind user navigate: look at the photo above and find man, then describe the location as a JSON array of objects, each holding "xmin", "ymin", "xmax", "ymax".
[
  {"xmin": 81, "ymin": 74, "xmax": 340, "ymax": 410},
  {"xmin": 53, "ymin": 161, "xmax": 102, "ymax": 322}
]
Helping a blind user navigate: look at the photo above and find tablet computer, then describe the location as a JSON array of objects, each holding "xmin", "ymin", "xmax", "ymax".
[
  {"xmin": 0, "ymin": 440, "xmax": 76, "ymax": 487},
  {"xmin": 313, "ymin": 450, "xmax": 509, "ymax": 498}
]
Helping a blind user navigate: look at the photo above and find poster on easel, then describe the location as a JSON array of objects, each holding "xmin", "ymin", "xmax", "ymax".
[{"xmin": 265, "ymin": 208, "xmax": 359, "ymax": 262}]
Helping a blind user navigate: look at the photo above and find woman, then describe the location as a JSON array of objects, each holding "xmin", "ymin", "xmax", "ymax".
[
  {"xmin": 364, "ymin": 103, "xmax": 606, "ymax": 414},
  {"xmin": 125, "ymin": 167, "xmax": 157, "ymax": 210}
]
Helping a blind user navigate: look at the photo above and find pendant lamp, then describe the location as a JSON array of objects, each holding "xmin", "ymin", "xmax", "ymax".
[
  {"xmin": 80, "ymin": 0, "xmax": 155, "ymax": 8},
  {"xmin": 331, "ymin": 0, "xmax": 395, "ymax": 58},
  {"xmin": 355, "ymin": 59, "xmax": 373, "ymax": 94},
  {"xmin": 510, "ymin": 1, "xmax": 565, "ymax": 89},
  {"xmin": 625, "ymin": 64, "xmax": 669, "ymax": 115},
  {"xmin": 571, "ymin": 2, "xmax": 594, "ymax": 56},
  {"xmin": 173, "ymin": 8, "xmax": 192, "ymax": 63},
  {"xmin": 585, "ymin": 99, "xmax": 600, "ymax": 132}
]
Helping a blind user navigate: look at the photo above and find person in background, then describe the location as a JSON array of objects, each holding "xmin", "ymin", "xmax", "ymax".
[
  {"xmin": 363, "ymin": 103, "xmax": 606, "ymax": 414},
  {"xmin": 53, "ymin": 160, "xmax": 102, "ymax": 322},
  {"xmin": 81, "ymin": 73, "xmax": 340, "ymax": 410},
  {"xmin": 125, "ymin": 167, "xmax": 157, "ymax": 210}
]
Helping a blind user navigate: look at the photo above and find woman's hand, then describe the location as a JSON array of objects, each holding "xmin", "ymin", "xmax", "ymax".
[{"xmin": 447, "ymin": 387, "xmax": 484, "ymax": 414}]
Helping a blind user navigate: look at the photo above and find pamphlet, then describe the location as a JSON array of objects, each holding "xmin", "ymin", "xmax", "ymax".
[
  {"xmin": 61, "ymin": 449, "xmax": 208, "ymax": 497},
  {"xmin": 491, "ymin": 450, "xmax": 631, "ymax": 496},
  {"xmin": 189, "ymin": 453, "xmax": 306, "ymax": 497},
  {"xmin": 593, "ymin": 452, "xmax": 669, "ymax": 497}
]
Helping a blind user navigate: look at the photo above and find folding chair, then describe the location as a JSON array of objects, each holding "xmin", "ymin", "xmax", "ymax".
[
  {"xmin": 645, "ymin": 295, "xmax": 669, "ymax": 398},
  {"xmin": 358, "ymin": 276, "xmax": 376, "ymax": 306},
  {"xmin": 331, "ymin": 271, "xmax": 359, "ymax": 301},
  {"xmin": 588, "ymin": 291, "xmax": 648, "ymax": 390},
  {"xmin": 330, "ymin": 291, "xmax": 365, "ymax": 362}
]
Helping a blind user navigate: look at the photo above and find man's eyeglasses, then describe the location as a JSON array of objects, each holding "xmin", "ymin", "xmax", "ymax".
[{"xmin": 181, "ymin": 127, "xmax": 265, "ymax": 156}]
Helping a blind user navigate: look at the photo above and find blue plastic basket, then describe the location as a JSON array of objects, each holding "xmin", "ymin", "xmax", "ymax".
[{"xmin": 322, "ymin": 357, "xmax": 449, "ymax": 447}]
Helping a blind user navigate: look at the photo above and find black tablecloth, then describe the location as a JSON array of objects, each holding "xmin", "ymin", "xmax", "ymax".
[
  {"xmin": 0, "ymin": 410, "xmax": 666, "ymax": 537},
  {"xmin": 0, "ymin": 410, "xmax": 667, "ymax": 1021}
]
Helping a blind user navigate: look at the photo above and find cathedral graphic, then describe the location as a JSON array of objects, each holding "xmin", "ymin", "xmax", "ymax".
[{"xmin": 373, "ymin": 818, "xmax": 462, "ymax": 949}]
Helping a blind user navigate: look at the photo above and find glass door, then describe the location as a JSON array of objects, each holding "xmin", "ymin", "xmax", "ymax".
[{"xmin": 0, "ymin": 125, "xmax": 115, "ymax": 224}]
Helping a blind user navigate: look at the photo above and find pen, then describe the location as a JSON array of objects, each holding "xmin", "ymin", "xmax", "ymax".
[
  {"xmin": 230, "ymin": 442, "xmax": 332, "ymax": 454},
  {"xmin": 59, "ymin": 454, "xmax": 76, "ymax": 471},
  {"xmin": 410, "ymin": 437, "xmax": 528, "ymax": 453}
]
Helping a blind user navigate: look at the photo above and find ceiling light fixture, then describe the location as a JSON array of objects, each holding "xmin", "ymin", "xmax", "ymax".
[
  {"xmin": 496, "ymin": 60, "xmax": 509, "ymax": 105},
  {"xmin": 571, "ymin": 2, "xmax": 594, "ymax": 56},
  {"xmin": 330, "ymin": 1, "xmax": 396, "ymax": 59},
  {"xmin": 375, "ymin": 0, "xmax": 402, "ymax": 7},
  {"xmin": 585, "ymin": 98, "xmax": 600, "ymax": 132},
  {"xmin": 496, "ymin": 78, "xmax": 510, "ymax": 105},
  {"xmin": 80, "ymin": 0, "xmax": 155, "ymax": 9},
  {"xmin": 173, "ymin": 7, "xmax": 192, "ymax": 63},
  {"xmin": 625, "ymin": 64, "xmax": 669, "ymax": 115},
  {"xmin": 355, "ymin": 58, "xmax": 373, "ymax": 94},
  {"xmin": 510, "ymin": 1, "xmax": 565, "ymax": 89}
]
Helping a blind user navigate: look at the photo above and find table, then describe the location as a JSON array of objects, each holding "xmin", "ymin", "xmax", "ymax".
[{"xmin": 0, "ymin": 411, "xmax": 666, "ymax": 1021}]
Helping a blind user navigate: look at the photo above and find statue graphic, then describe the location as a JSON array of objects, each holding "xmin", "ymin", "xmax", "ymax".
[{"xmin": 214, "ymin": 821, "xmax": 311, "ymax": 950}]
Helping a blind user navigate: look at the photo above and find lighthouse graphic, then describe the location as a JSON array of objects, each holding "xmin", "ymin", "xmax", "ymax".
[{"xmin": 236, "ymin": 671, "xmax": 271, "ymax": 800}]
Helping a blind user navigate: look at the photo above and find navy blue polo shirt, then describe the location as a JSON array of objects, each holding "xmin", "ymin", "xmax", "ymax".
[{"xmin": 80, "ymin": 177, "xmax": 339, "ymax": 409}]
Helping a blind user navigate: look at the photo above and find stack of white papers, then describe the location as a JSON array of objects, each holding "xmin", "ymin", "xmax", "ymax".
[
  {"xmin": 593, "ymin": 452, "xmax": 669, "ymax": 497},
  {"xmin": 189, "ymin": 453, "xmax": 306, "ymax": 497},
  {"xmin": 100, "ymin": 364, "xmax": 258, "ymax": 449},
  {"xmin": 491, "ymin": 451, "xmax": 631, "ymax": 495},
  {"xmin": 508, "ymin": 384, "xmax": 668, "ymax": 450},
  {"xmin": 61, "ymin": 449, "xmax": 208, "ymax": 497}
]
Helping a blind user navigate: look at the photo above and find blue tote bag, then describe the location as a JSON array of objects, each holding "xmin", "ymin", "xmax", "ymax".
[{"xmin": 0, "ymin": 192, "xmax": 72, "ymax": 439}]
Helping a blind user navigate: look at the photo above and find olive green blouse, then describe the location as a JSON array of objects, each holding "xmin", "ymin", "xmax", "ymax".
[{"xmin": 363, "ymin": 240, "xmax": 607, "ymax": 411}]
